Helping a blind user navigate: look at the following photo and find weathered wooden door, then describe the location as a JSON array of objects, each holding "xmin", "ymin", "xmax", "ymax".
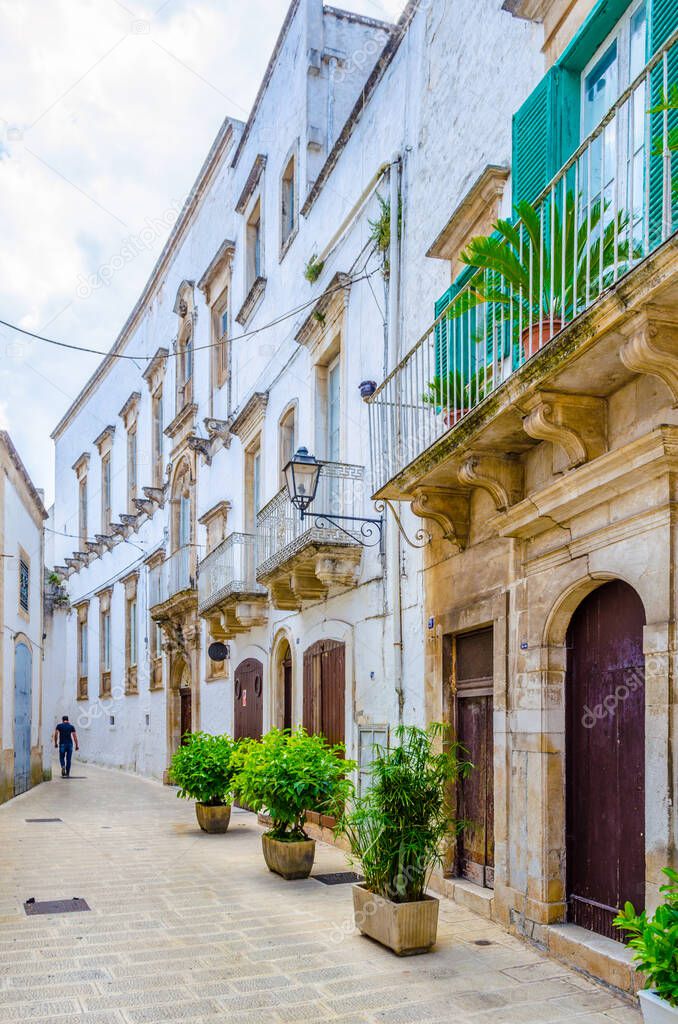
[
  {"xmin": 303, "ymin": 640, "xmax": 345, "ymax": 748},
  {"xmin": 234, "ymin": 658, "xmax": 264, "ymax": 741},
  {"xmin": 455, "ymin": 628, "xmax": 494, "ymax": 888},
  {"xmin": 179, "ymin": 687, "xmax": 192, "ymax": 744},
  {"xmin": 566, "ymin": 580, "xmax": 646, "ymax": 938},
  {"xmin": 283, "ymin": 653, "xmax": 292, "ymax": 731},
  {"xmin": 13, "ymin": 643, "xmax": 32, "ymax": 796}
]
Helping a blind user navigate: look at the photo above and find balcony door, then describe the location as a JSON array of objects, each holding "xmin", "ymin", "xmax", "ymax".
[{"xmin": 580, "ymin": 2, "xmax": 647, "ymax": 243}]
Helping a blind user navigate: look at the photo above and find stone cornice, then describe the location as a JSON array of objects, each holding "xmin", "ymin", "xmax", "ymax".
[
  {"xmin": 501, "ymin": 0, "xmax": 551, "ymax": 21},
  {"xmin": 142, "ymin": 347, "xmax": 169, "ymax": 392},
  {"xmin": 164, "ymin": 403, "xmax": 197, "ymax": 442},
  {"xmin": 235, "ymin": 154, "xmax": 267, "ymax": 214},
  {"xmin": 197, "ymin": 239, "xmax": 236, "ymax": 301},
  {"xmin": 426, "ymin": 164, "xmax": 509, "ymax": 268},
  {"xmin": 118, "ymin": 391, "xmax": 141, "ymax": 428},
  {"xmin": 198, "ymin": 500, "xmax": 233, "ymax": 526},
  {"xmin": 0, "ymin": 431, "xmax": 48, "ymax": 522},
  {"xmin": 71, "ymin": 451, "xmax": 90, "ymax": 477},
  {"xmin": 93, "ymin": 425, "xmax": 115, "ymax": 455},
  {"xmin": 230, "ymin": 392, "xmax": 269, "ymax": 447},
  {"xmin": 235, "ymin": 276, "xmax": 267, "ymax": 326},
  {"xmin": 296, "ymin": 272, "xmax": 352, "ymax": 347}
]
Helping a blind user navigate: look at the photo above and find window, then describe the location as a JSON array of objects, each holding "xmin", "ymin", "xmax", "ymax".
[
  {"xmin": 279, "ymin": 406, "xmax": 296, "ymax": 485},
  {"xmin": 327, "ymin": 357, "xmax": 341, "ymax": 462},
  {"xmin": 77, "ymin": 604, "xmax": 88, "ymax": 699},
  {"xmin": 99, "ymin": 592, "xmax": 112, "ymax": 698},
  {"xmin": 281, "ymin": 155, "xmax": 296, "ymax": 248},
  {"xmin": 152, "ymin": 388, "xmax": 164, "ymax": 487},
  {"xmin": 78, "ymin": 476, "xmax": 88, "ymax": 546},
  {"xmin": 18, "ymin": 557, "xmax": 29, "ymax": 613},
  {"xmin": 212, "ymin": 292, "xmax": 229, "ymax": 390},
  {"xmin": 179, "ymin": 492, "xmax": 191, "ymax": 548},
  {"xmin": 247, "ymin": 199, "xmax": 262, "ymax": 288},
  {"xmin": 245, "ymin": 442, "xmax": 262, "ymax": 531},
  {"xmin": 127, "ymin": 424, "xmax": 137, "ymax": 512},
  {"xmin": 102, "ymin": 613, "xmax": 111, "ymax": 671},
  {"xmin": 129, "ymin": 598, "xmax": 137, "ymax": 666},
  {"xmin": 101, "ymin": 453, "xmax": 111, "ymax": 531}
]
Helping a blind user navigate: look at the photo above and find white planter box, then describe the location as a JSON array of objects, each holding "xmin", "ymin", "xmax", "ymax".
[{"xmin": 639, "ymin": 990, "xmax": 678, "ymax": 1023}]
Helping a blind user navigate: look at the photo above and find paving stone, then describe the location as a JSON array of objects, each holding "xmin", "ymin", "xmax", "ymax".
[{"xmin": 0, "ymin": 764, "xmax": 641, "ymax": 1024}]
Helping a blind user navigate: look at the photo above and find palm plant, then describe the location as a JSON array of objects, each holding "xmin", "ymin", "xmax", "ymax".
[
  {"xmin": 337, "ymin": 723, "xmax": 472, "ymax": 903},
  {"xmin": 445, "ymin": 194, "xmax": 634, "ymax": 332},
  {"xmin": 421, "ymin": 370, "xmax": 465, "ymax": 411}
]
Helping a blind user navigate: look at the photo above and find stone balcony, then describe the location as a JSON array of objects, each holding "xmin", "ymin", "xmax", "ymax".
[
  {"xmin": 197, "ymin": 532, "xmax": 268, "ymax": 640},
  {"xmin": 148, "ymin": 545, "xmax": 197, "ymax": 622},
  {"xmin": 255, "ymin": 462, "xmax": 365, "ymax": 609}
]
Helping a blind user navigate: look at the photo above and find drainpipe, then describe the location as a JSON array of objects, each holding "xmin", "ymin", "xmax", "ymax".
[
  {"xmin": 387, "ymin": 153, "xmax": 404, "ymax": 726},
  {"xmin": 327, "ymin": 55, "xmax": 337, "ymax": 151}
]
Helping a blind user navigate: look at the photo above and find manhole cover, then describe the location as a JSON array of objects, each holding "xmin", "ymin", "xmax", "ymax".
[
  {"xmin": 25, "ymin": 818, "xmax": 62, "ymax": 823},
  {"xmin": 313, "ymin": 871, "xmax": 364, "ymax": 886},
  {"xmin": 24, "ymin": 898, "xmax": 90, "ymax": 916}
]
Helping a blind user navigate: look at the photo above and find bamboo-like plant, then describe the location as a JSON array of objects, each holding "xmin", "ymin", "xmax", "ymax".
[
  {"xmin": 445, "ymin": 194, "xmax": 634, "ymax": 329},
  {"xmin": 337, "ymin": 724, "xmax": 472, "ymax": 903}
]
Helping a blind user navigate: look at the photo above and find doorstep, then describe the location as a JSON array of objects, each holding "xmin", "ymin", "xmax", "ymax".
[
  {"xmin": 429, "ymin": 873, "xmax": 495, "ymax": 919},
  {"xmin": 545, "ymin": 923, "xmax": 640, "ymax": 995}
]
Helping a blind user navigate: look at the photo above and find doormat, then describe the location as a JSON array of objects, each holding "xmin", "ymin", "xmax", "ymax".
[
  {"xmin": 24, "ymin": 898, "xmax": 90, "ymax": 916},
  {"xmin": 313, "ymin": 871, "xmax": 364, "ymax": 886},
  {"xmin": 25, "ymin": 818, "xmax": 62, "ymax": 823}
]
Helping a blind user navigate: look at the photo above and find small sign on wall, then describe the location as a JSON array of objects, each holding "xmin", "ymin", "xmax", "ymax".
[{"xmin": 242, "ymin": 690, "xmax": 247, "ymax": 708}]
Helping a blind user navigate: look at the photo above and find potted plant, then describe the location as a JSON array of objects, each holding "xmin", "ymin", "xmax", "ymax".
[
  {"xmin": 169, "ymin": 731, "xmax": 238, "ymax": 833},
  {"xmin": 234, "ymin": 728, "xmax": 355, "ymax": 879},
  {"xmin": 614, "ymin": 867, "xmax": 678, "ymax": 1021},
  {"xmin": 451, "ymin": 194, "xmax": 634, "ymax": 361},
  {"xmin": 422, "ymin": 370, "xmax": 466, "ymax": 426},
  {"xmin": 337, "ymin": 723, "xmax": 472, "ymax": 956}
]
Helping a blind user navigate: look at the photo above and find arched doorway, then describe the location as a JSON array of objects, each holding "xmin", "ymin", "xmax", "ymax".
[
  {"xmin": 234, "ymin": 658, "xmax": 263, "ymax": 740},
  {"xmin": 14, "ymin": 641, "xmax": 32, "ymax": 795},
  {"xmin": 566, "ymin": 580, "xmax": 645, "ymax": 937},
  {"xmin": 272, "ymin": 636, "xmax": 293, "ymax": 731},
  {"xmin": 169, "ymin": 655, "xmax": 192, "ymax": 754}
]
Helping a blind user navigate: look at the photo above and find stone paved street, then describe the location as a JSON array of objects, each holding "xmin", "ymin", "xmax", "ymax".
[{"xmin": 0, "ymin": 765, "xmax": 641, "ymax": 1024}]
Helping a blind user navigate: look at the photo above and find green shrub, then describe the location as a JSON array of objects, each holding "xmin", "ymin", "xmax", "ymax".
[
  {"xmin": 169, "ymin": 732, "xmax": 238, "ymax": 807},
  {"xmin": 233, "ymin": 728, "xmax": 356, "ymax": 841},
  {"xmin": 304, "ymin": 254, "xmax": 324, "ymax": 283},
  {"xmin": 337, "ymin": 723, "xmax": 472, "ymax": 903},
  {"xmin": 614, "ymin": 867, "xmax": 678, "ymax": 1006}
]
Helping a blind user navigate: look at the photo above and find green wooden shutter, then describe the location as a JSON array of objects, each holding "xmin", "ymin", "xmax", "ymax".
[
  {"xmin": 648, "ymin": 0, "xmax": 678, "ymax": 250},
  {"xmin": 512, "ymin": 66, "xmax": 579, "ymax": 208},
  {"xmin": 434, "ymin": 268, "xmax": 478, "ymax": 398}
]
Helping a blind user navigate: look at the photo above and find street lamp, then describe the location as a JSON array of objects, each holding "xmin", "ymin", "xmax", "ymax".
[{"xmin": 282, "ymin": 447, "xmax": 384, "ymax": 547}]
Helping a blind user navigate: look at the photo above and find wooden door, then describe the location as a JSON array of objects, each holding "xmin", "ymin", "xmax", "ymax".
[
  {"xmin": 179, "ymin": 688, "xmax": 192, "ymax": 745},
  {"xmin": 13, "ymin": 643, "xmax": 32, "ymax": 796},
  {"xmin": 455, "ymin": 628, "xmax": 494, "ymax": 889},
  {"xmin": 234, "ymin": 658, "xmax": 264, "ymax": 741},
  {"xmin": 303, "ymin": 640, "xmax": 345, "ymax": 748},
  {"xmin": 566, "ymin": 580, "xmax": 645, "ymax": 938},
  {"xmin": 283, "ymin": 654, "xmax": 292, "ymax": 732}
]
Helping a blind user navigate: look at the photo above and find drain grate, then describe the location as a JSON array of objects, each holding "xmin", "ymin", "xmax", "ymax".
[
  {"xmin": 313, "ymin": 871, "xmax": 364, "ymax": 886},
  {"xmin": 474, "ymin": 939, "xmax": 493, "ymax": 946},
  {"xmin": 25, "ymin": 818, "xmax": 62, "ymax": 823},
  {"xmin": 24, "ymin": 897, "xmax": 90, "ymax": 916}
]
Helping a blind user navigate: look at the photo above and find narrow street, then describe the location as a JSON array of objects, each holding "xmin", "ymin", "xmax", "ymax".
[{"xmin": 0, "ymin": 765, "xmax": 640, "ymax": 1024}]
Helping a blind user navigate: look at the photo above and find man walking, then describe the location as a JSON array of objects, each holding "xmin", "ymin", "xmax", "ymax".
[{"xmin": 54, "ymin": 716, "xmax": 79, "ymax": 778}]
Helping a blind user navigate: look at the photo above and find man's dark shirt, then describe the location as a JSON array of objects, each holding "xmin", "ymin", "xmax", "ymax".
[{"xmin": 56, "ymin": 723, "xmax": 76, "ymax": 746}]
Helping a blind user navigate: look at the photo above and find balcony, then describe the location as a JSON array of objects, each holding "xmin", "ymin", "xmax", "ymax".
[
  {"xmin": 197, "ymin": 532, "xmax": 268, "ymax": 638},
  {"xmin": 369, "ymin": 29, "xmax": 678, "ymax": 514},
  {"xmin": 256, "ymin": 462, "xmax": 366, "ymax": 609},
  {"xmin": 149, "ymin": 545, "xmax": 197, "ymax": 620}
]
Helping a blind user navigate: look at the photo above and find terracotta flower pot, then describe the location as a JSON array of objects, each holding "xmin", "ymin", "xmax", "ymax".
[
  {"xmin": 442, "ymin": 408, "xmax": 463, "ymax": 428},
  {"xmin": 521, "ymin": 319, "xmax": 562, "ymax": 360},
  {"xmin": 352, "ymin": 883, "xmax": 439, "ymax": 956},
  {"xmin": 638, "ymin": 991, "xmax": 678, "ymax": 1023},
  {"xmin": 261, "ymin": 833, "xmax": 315, "ymax": 879},
  {"xmin": 195, "ymin": 803, "xmax": 232, "ymax": 833}
]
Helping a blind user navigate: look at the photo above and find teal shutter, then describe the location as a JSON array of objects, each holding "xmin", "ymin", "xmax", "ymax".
[
  {"xmin": 512, "ymin": 66, "xmax": 579, "ymax": 208},
  {"xmin": 433, "ymin": 268, "xmax": 478, "ymax": 399},
  {"xmin": 648, "ymin": 0, "xmax": 678, "ymax": 250}
]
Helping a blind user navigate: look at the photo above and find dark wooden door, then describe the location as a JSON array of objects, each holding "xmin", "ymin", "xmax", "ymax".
[
  {"xmin": 566, "ymin": 580, "xmax": 646, "ymax": 938},
  {"xmin": 283, "ymin": 654, "xmax": 292, "ymax": 731},
  {"xmin": 179, "ymin": 688, "xmax": 192, "ymax": 745},
  {"xmin": 455, "ymin": 628, "xmax": 494, "ymax": 889},
  {"xmin": 234, "ymin": 658, "xmax": 264, "ymax": 741},
  {"xmin": 303, "ymin": 640, "xmax": 345, "ymax": 748}
]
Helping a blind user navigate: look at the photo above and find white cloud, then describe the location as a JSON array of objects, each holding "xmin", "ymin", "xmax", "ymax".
[{"xmin": 0, "ymin": 0, "xmax": 405, "ymax": 504}]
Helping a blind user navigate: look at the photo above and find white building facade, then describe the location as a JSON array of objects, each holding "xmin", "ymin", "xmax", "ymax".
[{"xmin": 0, "ymin": 431, "xmax": 48, "ymax": 803}]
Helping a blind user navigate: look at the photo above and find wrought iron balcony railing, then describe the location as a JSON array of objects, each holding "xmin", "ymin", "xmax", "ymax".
[
  {"xmin": 197, "ymin": 532, "xmax": 265, "ymax": 615},
  {"xmin": 256, "ymin": 462, "xmax": 367, "ymax": 577},
  {"xmin": 148, "ymin": 545, "xmax": 195, "ymax": 609},
  {"xmin": 368, "ymin": 28, "xmax": 678, "ymax": 493}
]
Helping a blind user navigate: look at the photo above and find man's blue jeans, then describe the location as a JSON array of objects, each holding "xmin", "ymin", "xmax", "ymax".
[{"xmin": 59, "ymin": 743, "xmax": 73, "ymax": 775}]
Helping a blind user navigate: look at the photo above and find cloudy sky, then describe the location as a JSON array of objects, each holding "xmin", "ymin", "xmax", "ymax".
[{"xmin": 0, "ymin": 0, "xmax": 404, "ymax": 504}]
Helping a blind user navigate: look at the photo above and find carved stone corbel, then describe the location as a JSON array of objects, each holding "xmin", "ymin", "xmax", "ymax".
[
  {"xmin": 410, "ymin": 486, "xmax": 470, "ymax": 549},
  {"xmin": 620, "ymin": 310, "xmax": 678, "ymax": 406},
  {"xmin": 457, "ymin": 455, "xmax": 523, "ymax": 512},
  {"xmin": 187, "ymin": 436, "xmax": 212, "ymax": 465},
  {"xmin": 204, "ymin": 417, "xmax": 233, "ymax": 450},
  {"xmin": 522, "ymin": 392, "xmax": 606, "ymax": 474}
]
